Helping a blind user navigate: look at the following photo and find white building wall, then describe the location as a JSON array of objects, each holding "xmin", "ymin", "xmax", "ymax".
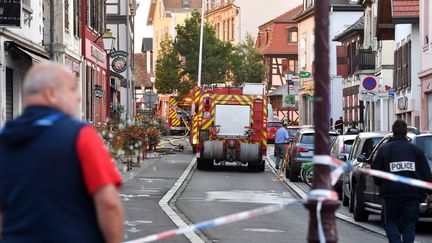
[
  {"xmin": 9, "ymin": 0, "xmax": 44, "ymax": 45},
  {"xmin": 393, "ymin": 23, "xmax": 421, "ymax": 127},
  {"xmin": 329, "ymin": 11, "xmax": 362, "ymax": 124}
]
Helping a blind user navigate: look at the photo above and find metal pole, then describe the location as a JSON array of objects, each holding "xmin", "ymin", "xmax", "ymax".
[
  {"xmin": 197, "ymin": 0, "xmax": 205, "ymax": 87},
  {"xmin": 304, "ymin": 0, "xmax": 339, "ymax": 242},
  {"xmin": 126, "ymin": 1, "xmax": 130, "ymax": 122}
]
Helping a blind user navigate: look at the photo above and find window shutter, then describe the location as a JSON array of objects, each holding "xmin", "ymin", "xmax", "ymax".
[
  {"xmin": 393, "ymin": 49, "xmax": 397, "ymax": 89},
  {"xmin": 408, "ymin": 40, "xmax": 411, "ymax": 88},
  {"xmin": 282, "ymin": 59, "xmax": 288, "ymax": 73},
  {"xmin": 336, "ymin": 45, "xmax": 348, "ymax": 77}
]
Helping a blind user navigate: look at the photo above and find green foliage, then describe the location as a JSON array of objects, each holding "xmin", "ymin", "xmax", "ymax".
[
  {"xmin": 174, "ymin": 12, "xmax": 233, "ymax": 89},
  {"xmin": 231, "ymin": 33, "xmax": 265, "ymax": 84},
  {"xmin": 155, "ymin": 36, "xmax": 181, "ymax": 94},
  {"xmin": 155, "ymin": 13, "xmax": 265, "ymax": 95}
]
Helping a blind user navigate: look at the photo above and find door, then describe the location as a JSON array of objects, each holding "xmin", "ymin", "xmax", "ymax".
[
  {"xmin": 362, "ymin": 137, "xmax": 385, "ymax": 203},
  {"xmin": 428, "ymin": 94, "xmax": 432, "ymax": 131},
  {"xmin": 6, "ymin": 68, "xmax": 13, "ymax": 121}
]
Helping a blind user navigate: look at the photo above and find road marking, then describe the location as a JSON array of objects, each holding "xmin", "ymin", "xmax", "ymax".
[
  {"xmin": 159, "ymin": 156, "xmax": 204, "ymax": 243},
  {"xmin": 266, "ymin": 154, "xmax": 387, "ymax": 237},
  {"xmin": 205, "ymin": 190, "xmax": 295, "ymax": 204},
  {"xmin": 242, "ymin": 228, "xmax": 285, "ymax": 233},
  {"xmin": 124, "ymin": 220, "xmax": 153, "ymax": 226}
]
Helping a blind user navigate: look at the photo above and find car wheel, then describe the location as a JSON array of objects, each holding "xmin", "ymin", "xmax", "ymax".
[
  {"xmin": 196, "ymin": 158, "xmax": 205, "ymax": 170},
  {"xmin": 353, "ymin": 185, "xmax": 369, "ymax": 222},
  {"xmin": 342, "ymin": 191, "xmax": 349, "ymax": 207},
  {"xmin": 288, "ymin": 162, "xmax": 299, "ymax": 182}
]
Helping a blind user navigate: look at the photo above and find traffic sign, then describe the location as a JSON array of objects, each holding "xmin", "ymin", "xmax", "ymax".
[
  {"xmin": 299, "ymin": 71, "xmax": 311, "ymax": 78},
  {"xmin": 362, "ymin": 76, "xmax": 377, "ymax": 91}
]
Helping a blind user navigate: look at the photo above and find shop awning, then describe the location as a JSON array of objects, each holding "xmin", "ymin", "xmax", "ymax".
[
  {"xmin": 14, "ymin": 46, "xmax": 48, "ymax": 63},
  {"xmin": 5, "ymin": 42, "xmax": 50, "ymax": 64}
]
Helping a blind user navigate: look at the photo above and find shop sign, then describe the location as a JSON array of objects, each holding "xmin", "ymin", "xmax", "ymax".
[
  {"xmin": 110, "ymin": 51, "xmax": 129, "ymax": 74},
  {"xmin": 85, "ymin": 39, "xmax": 107, "ymax": 66},
  {"xmin": 0, "ymin": 0, "xmax": 21, "ymax": 28},
  {"xmin": 282, "ymin": 94, "xmax": 297, "ymax": 108},
  {"xmin": 299, "ymin": 71, "xmax": 311, "ymax": 78},
  {"xmin": 398, "ymin": 96, "xmax": 408, "ymax": 110}
]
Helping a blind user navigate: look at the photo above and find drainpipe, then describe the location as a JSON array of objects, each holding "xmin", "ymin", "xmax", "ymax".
[
  {"xmin": 50, "ymin": 0, "xmax": 54, "ymax": 58},
  {"xmin": 126, "ymin": 0, "xmax": 130, "ymax": 121}
]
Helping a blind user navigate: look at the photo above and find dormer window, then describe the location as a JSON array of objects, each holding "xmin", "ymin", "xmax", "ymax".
[{"xmin": 288, "ymin": 27, "xmax": 298, "ymax": 43}]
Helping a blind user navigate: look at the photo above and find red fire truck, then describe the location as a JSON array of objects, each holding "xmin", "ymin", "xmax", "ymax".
[
  {"xmin": 157, "ymin": 94, "xmax": 192, "ymax": 135},
  {"xmin": 190, "ymin": 83, "xmax": 267, "ymax": 171}
]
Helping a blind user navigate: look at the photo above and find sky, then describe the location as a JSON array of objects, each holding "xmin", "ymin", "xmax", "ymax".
[{"xmin": 134, "ymin": 0, "xmax": 153, "ymax": 52}]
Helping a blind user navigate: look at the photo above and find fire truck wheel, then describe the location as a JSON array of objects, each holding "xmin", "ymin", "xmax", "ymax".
[
  {"xmin": 196, "ymin": 158, "xmax": 205, "ymax": 170},
  {"xmin": 257, "ymin": 162, "xmax": 265, "ymax": 172},
  {"xmin": 192, "ymin": 146, "xmax": 196, "ymax": 154}
]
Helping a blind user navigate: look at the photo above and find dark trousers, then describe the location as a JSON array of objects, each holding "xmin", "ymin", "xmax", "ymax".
[
  {"xmin": 274, "ymin": 144, "xmax": 286, "ymax": 168},
  {"xmin": 383, "ymin": 197, "xmax": 420, "ymax": 243}
]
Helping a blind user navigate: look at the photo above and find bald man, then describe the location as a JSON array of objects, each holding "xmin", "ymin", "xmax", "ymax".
[{"xmin": 0, "ymin": 63, "xmax": 123, "ymax": 243}]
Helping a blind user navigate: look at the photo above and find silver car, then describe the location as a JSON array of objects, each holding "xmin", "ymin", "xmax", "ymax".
[
  {"xmin": 286, "ymin": 128, "xmax": 339, "ymax": 182},
  {"xmin": 330, "ymin": 134, "xmax": 357, "ymax": 194}
]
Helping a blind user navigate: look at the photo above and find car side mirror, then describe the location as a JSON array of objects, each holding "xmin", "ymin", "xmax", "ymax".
[
  {"xmin": 337, "ymin": 154, "xmax": 347, "ymax": 162},
  {"xmin": 357, "ymin": 154, "xmax": 368, "ymax": 162},
  {"xmin": 287, "ymin": 138, "xmax": 294, "ymax": 143}
]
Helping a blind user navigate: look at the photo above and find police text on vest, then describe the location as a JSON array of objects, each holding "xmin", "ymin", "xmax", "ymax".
[{"xmin": 389, "ymin": 161, "xmax": 416, "ymax": 172}]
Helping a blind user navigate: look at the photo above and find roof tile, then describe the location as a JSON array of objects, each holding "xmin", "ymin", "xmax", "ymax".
[{"xmin": 392, "ymin": 0, "xmax": 419, "ymax": 17}]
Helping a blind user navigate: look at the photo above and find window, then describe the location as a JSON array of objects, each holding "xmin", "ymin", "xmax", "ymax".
[
  {"xmin": 393, "ymin": 40, "xmax": 411, "ymax": 91},
  {"xmin": 288, "ymin": 27, "xmax": 298, "ymax": 43},
  {"xmin": 223, "ymin": 20, "xmax": 226, "ymax": 41},
  {"xmin": 183, "ymin": 0, "xmax": 189, "ymax": 8},
  {"xmin": 64, "ymin": 1, "xmax": 70, "ymax": 30},
  {"xmin": 266, "ymin": 30, "xmax": 269, "ymax": 44},
  {"xmin": 73, "ymin": 0, "xmax": 81, "ymax": 37},
  {"xmin": 231, "ymin": 17, "xmax": 235, "ymax": 40},
  {"xmin": 227, "ymin": 19, "xmax": 230, "ymax": 41},
  {"xmin": 6, "ymin": 68, "xmax": 13, "ymax": 121},
  {"xmin": 288, "ymin": 60, "xmax": 298, "ymax": 75}
]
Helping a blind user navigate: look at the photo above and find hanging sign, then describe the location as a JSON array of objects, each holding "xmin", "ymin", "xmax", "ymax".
[
  {"xmin": 111, "ymin": 51, "xmax": 129, "ymax": 74},
  {"xmin": 0, "ymin": 0, "xmax": 21, "ymax": 28}
]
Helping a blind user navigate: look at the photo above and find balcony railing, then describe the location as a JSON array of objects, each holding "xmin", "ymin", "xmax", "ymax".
[{"xmin": 354, "ymin": 48, "xmax": 375, "ymax": 71}]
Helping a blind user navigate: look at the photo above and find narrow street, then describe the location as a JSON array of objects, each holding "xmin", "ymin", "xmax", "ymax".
[{"xmin": 121, "ymin": 143, "xmax": 394, "ymax": 242}]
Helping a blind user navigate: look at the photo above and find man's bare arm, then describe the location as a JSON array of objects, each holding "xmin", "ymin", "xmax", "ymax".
[{"xmin": 94, "ymin": 185, "xmax": 124, "ymax": 243}]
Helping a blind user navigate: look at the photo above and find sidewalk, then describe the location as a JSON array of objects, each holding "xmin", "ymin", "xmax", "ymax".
[{"xmin": 120, "ymin": 147, "xmax": 194, "ymax": 242}]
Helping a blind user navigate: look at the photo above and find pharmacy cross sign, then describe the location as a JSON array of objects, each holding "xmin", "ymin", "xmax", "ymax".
[{"xmin": 362, "ymin": 76, "xmax": 377, "ymax": 91}]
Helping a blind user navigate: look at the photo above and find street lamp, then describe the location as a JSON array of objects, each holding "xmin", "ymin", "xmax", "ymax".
[{"xmin": 101, "ymin": 29, "xmax": 116, "ymax": 53}]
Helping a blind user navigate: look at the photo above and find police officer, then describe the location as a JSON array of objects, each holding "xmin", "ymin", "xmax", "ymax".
[
  {"xmin": 274, "ymin": 120, "xmax": 289, "ymax": 170},
  {"xmin": 372, "ymin": 120, "xmax": 432, "ymax": 243}
]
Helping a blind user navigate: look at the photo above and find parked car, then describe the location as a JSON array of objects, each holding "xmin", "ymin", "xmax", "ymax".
[
  {"xmin": 267, "ymin": 121, "xmax": 282, "ymax": 143},
  {"xmin": 349, "ymin": 133, "xmax": 432, "ymax": 222},
  {"xmin": 330, "ymin": 135, "xmax": 357, "ymax": 194},
  {"xmin": 341, "ymin": 132, "xmax": 387, "ymax": 211},
  {"xmin": 286, "ymin": 128, "xmax": 339, "ymax": 182},
  {"xmin": 267, "ymin": 121, "xmax": 299, "ymax": 144}
]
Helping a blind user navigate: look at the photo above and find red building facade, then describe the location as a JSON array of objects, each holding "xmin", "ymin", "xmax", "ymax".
[{"xmin": 81, "ymin": 0, "xmax": 109, "ymax": 126}]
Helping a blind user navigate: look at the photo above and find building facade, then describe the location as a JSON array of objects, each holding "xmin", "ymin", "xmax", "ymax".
[
  {"xmin": 107, "ymin": 0, "xmax": 137, "ymax": 122},
  {"xmin": 391, "ymin": 0, "xmax": 421, "ymax": 129},
  {"xmin": 205, "ymin": 0, "xmax": 302, "ymax": 45},
  {"xmin": 294, "ymin": 0, "xmax": 362, "ymax": 126},
  {"xmin": 0, "ymin": 0, "xmax": 50, "ymax": 126},
  {"xmin": 81, "ymin": 0, "xmax": 109, "ymax": 126},
  {"xmin": 255, "ymin": 5, "xmax": 303, "ymax": 122},
  {"xmin": 147, "ymin": 0, "xmax": 201, "ymax": 71},
  {"xmin": 420, "ymin": 0, "xmax": 432, "ymax": 131}
]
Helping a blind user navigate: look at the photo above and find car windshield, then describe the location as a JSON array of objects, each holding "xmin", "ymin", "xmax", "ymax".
[
  {"xmin": 268, "ymin": 122, "xmax": 282, "ymax": 128},
  {"xmin": 300, "ymin": 133, "xmax": 338, "ymax": 144},
  {"xmin": 361, "ymin": 137, "xmax": 383, "ymax": 157},
  {"xmin": 343, "ymin": 139, "xmax": 355, "ymax": 155},
  {"xmin": 416, "ymin": 136, "xmax": 432, "ymax": 169}
]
